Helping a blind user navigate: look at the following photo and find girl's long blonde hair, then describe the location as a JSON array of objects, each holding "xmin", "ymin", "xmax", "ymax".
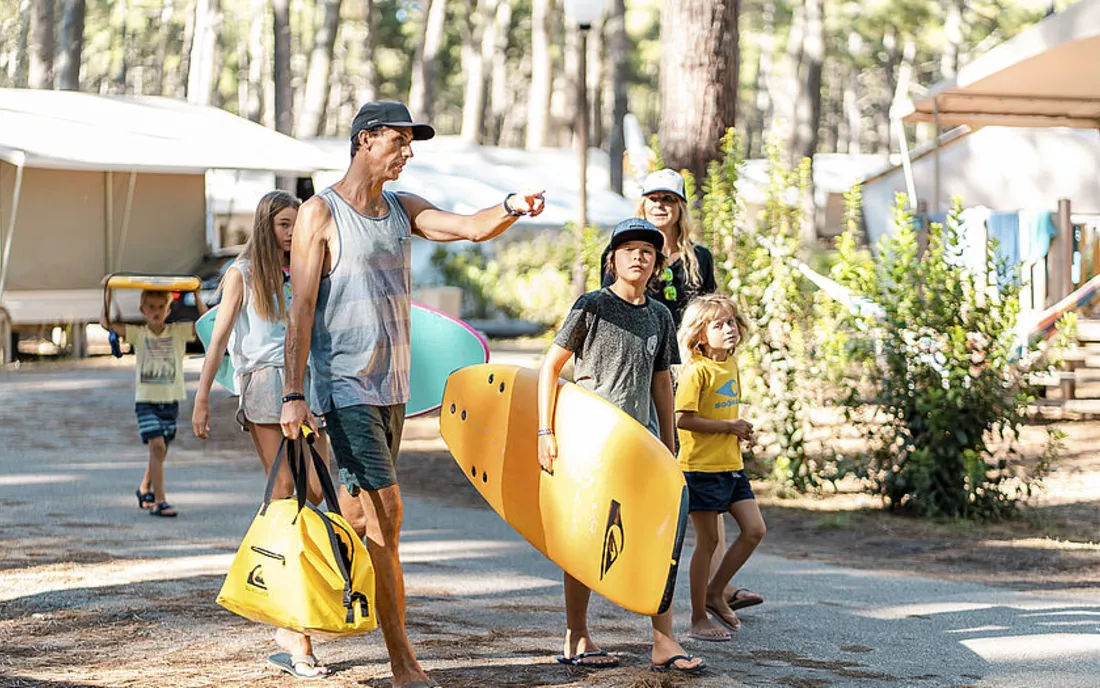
[
  {"xmin": 677, "ymin": 294, "xmax": 747, "ymax": 363},
  {"xmin": 237, "ymin": 190, "xmax": 300, "ymax": 322},
  {"xmin": 636, "ymin": 192, "xmax": 702, "ymax": 288}
]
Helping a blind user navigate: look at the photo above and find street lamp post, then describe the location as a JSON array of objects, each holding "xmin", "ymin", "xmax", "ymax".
[{"xmin": 564, "ymin": 0, "xmax": 606, "ymax": 298}]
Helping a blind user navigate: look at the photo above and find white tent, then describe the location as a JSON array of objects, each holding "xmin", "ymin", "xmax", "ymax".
[
  {"xmin": 0, "ymin": 89, "xmax": 332, "ymax": 360},
  {"xmin": 897, "ymin": 0, "xmax": 1100, "ymax": 129}
]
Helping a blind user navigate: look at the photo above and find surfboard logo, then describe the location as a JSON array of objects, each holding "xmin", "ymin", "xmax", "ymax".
[
  {"xmin": 600, "ymin": 500, "xmax": 624, "ymax": 580},
  {"xmin": 247, "ymin": 565, "xmax": 268, "ymax": 591}
]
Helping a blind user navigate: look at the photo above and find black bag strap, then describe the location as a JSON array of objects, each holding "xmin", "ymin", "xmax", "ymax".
[{"xmin": 261, "ymin": 428, "xmax": 344, "ymax": 517}]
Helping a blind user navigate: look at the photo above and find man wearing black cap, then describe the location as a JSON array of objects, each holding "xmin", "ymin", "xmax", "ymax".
[{"xmin": 281, "ymin": 101, "xmax": 545, "ymax": 687}]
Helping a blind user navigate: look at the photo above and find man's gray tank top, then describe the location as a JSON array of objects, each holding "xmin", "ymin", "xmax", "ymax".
[{"xmin": 309, "ymin": 187, "xmax": 412, "ymax": 412}]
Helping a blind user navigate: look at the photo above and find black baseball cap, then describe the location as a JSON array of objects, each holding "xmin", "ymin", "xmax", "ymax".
[
  {"xmin": 609, "ymin": 217, "xmax": 664, "ymax": 252},
  {"xmin": 351, "ymin": 101, "xmax": 435, "ymax": 141}
]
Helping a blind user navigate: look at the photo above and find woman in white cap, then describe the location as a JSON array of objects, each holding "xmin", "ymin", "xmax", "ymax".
[{"xmin": 600, "ymin": 168, "xmax": 717, "ymax": 327}]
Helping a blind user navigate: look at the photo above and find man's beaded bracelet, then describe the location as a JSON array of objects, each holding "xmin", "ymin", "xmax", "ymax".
[
  {"xmin": 538, "ymin": 428, "xmax": 554, "ymax": 437},
  {"xmin": 503, "ymin": 193, "xmax": 526, "ymax": 217}
]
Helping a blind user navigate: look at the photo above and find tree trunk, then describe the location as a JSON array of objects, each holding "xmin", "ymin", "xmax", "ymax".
[
  {"xmin": 360, "ymin": 0, "xmax": 379, "ymax": 103},
  {"xmin": 408, "ymin": 0, "xmax": 448, "ymax": 122},
  {"xmin": 746, "ymin": 0, "xmax": 776, "ymax": 158},
  {"xmin": 608, "ymin": 0, "xmax": 627, "ymax": 193},
  {"xmin": 658, "ymin": 0, "xmax": 740, "ymax": 184},
  {"xmin": 187, "ymin": 0, "xmax": 221, "ymax": 105},
  {"xmin": 110, "ymin": 0, "xmax": 128, "ymax": 92},
  {"xmin": 28, "ymin": 0, "xmax": 54, "ymax": 89},
  {"xmin": 243, "ymin": 0, "xmax": 265, "ymax": 121},
  {"xmin": 525, "ymin": 0, "xmax": 552, "ymax": 149},
  {"xmin": 54, "ymin": 0, "xmax": 84, "ymax": 90},
  {"xmin": 588, "ymin": 17, "xmax": 605, "ymax": 149},
  {"xmin": 486, "ymin": 0, "xmax": 512, "ymax": 144},
  {"xmin": 843, "ymin": 34, "xmax": 862, "ymax": 154},
  {"xmin": 551, "ymin": 10, "xmax": 574, "ymax": 148},
  {"xmin": 791, "ymin": 0, "xmax": 823, "ymax": 163},
  {"xmin": 941, "ymin": 0, "xmax": 964, "ymax": 79},
  {"xmin": 152, "ymin": 0, "xmax": 175, "ymax": 95},
  {"xmin": 298, "ymin": 0, "xmax": 342, "ymax": 139},
  {"xmin": 461, "ymin": 0, "xmax": 497, "ymax": 143},
  {"xmin": 273, "ymin": 0, "xmax": 293, "ymax": 135}
]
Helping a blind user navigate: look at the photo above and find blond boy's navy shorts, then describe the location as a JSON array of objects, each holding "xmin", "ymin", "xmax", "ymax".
[{"xmin": 135, "ymin": 402, "xmax": 179, "ymax": 445}]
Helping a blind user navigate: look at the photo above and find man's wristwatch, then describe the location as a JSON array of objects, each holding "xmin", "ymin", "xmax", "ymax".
[
  {"xmin": 503, "ymin": 193, "xmax": 526, "ymax": 217},
  {"xmin": 282, "ymin": 392, "xmax": 306, "ymax": 404}
]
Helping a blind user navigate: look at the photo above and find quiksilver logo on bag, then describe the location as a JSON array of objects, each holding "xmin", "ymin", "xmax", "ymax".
[
  {"xmin": 600, "ymin": 500, "xmax": 624, "ymax": 580},
  {"xmin": 247, "ymin": 565, "xmax": 268, "ymax": 592}
]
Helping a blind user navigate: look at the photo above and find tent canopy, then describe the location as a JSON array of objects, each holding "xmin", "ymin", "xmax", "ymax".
[
  {"xmin": 898, "ymin": 0, "xmax": 1100, "ymax": 129},
  {"xmin": 0, "ymin": 89, "xmax": 332, "ymax": 175}
]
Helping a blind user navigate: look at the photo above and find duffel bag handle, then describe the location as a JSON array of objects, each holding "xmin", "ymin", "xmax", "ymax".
[{"xmin": 261, "ymin": 427, "xmax": 344, "ymax": 518}]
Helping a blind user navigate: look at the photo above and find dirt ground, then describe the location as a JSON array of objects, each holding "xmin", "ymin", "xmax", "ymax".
[{"xmin": 2, "ymin": 356, "xmax": 1100, "ymax": 687}]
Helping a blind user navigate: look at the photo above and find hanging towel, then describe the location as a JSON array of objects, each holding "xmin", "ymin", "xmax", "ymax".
[
  {"xmin": 987, "ymin": 212, "xmax": 1020, "ymax": 267},
  {"xmin": 1020, "ymin": 210, "xmax": 1057, "ymax": 267}
]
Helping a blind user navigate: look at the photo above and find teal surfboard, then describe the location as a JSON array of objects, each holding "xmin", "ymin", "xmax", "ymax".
[{"xmin": 195, "ymin": 301, "xmax": 489, "ymax": 417}]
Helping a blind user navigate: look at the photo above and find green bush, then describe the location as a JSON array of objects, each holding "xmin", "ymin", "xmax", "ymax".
[
  {"xmin": 832, "ymin": 196, "xmax": 1058, "ymax": 519},
  {"xmin": 430, "ymin": 224, "xmax": 608, "ymax": 325}
]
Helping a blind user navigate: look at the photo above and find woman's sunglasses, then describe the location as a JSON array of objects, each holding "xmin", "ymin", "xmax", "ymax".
[{"xmin": 660, "ymin": 267, "xmax": 676, "ymax": 301}]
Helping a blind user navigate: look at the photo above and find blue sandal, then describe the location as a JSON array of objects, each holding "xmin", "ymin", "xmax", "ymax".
[
  {"xmin": 150, "ymin": 502, "xmax": 178, "ymax": 517},
  {"xmin": 135, "ymin": 489, "xmax": 154, "ymax": 510}
]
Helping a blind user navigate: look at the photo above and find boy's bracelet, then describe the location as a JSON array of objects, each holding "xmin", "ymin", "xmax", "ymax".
[
  {"xmin": 282, "ymin": 392, "xmax": 306, "ymax": 404},
  {"xmin": 538, "ymin": 428, "xmax": 554, "ymax": 437}
]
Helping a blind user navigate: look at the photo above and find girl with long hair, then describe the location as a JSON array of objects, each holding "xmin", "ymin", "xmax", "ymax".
[{"xmin": 192, "ymin": 190, "xmax": 336, "ymax": 679}]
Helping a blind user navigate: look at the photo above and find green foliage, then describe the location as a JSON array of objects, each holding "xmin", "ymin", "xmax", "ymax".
[
  {"xmin": 697, "ymin": 128, "xmax": 818, "ymax": 493},
  {"xmin": 831, "ymin": 195, "xmax": 1054, "ymax": 519},
  {"xmin": 429, "ymin": 224, "xmax": 608, "ymax": 325}
]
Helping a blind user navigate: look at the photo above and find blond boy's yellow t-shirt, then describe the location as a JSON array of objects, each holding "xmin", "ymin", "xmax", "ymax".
[
  {"xmin": 675, "ymin": 355, "xmax": 743, "ymax": 472},
  {"xmin": 125, "ymin": 323, "xmax": 194, "ymax": 403}
]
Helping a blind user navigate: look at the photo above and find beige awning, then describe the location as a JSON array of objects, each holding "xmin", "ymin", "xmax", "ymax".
[{"xmin": 898, "ymin": 0, "xmax": 1100, "ymax": 129}]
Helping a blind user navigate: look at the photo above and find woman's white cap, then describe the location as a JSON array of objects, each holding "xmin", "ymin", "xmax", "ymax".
[{"xmin": 641, "ymin": 168, "xmax": 686, "ymax": 201}]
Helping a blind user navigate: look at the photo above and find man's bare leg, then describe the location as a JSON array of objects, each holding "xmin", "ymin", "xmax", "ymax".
[{"xmin": 357, "ymin": 483, "xmax": 429, "ymax": 687}]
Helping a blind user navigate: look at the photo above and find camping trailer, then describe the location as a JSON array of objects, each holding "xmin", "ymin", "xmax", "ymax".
[{"xmin": 0, "ymin": 89, "xmax": 330, "ymax": 362}]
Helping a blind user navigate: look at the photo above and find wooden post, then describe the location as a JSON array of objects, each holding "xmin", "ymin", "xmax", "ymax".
[{"xmin": 1056, "ymin": 198, "xmax": 1073, "ymax": 303}]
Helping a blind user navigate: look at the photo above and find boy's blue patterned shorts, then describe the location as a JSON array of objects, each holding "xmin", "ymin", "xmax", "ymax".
[{"xmin": 135, "ymin": 402, "xmax": 179, "ymax": 445}]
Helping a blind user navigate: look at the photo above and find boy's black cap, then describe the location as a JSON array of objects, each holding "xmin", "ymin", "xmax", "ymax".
[
  {"xmin": 609, "ymin": 217, "xmax": 664, "ymax": 252},
  {"xmin": 351, "ymin": 101, "xmax": 435, "ymax": 141}
]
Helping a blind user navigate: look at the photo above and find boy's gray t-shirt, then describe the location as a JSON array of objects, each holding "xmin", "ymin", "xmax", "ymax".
[{"xmin": 554, "ymin": 288, "xmax": 679, "ymax": 426}]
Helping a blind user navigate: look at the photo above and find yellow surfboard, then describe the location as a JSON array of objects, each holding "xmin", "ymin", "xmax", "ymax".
[
  {"xmin": 440, "ymin": 363, "xmax": 688, "ymax": 616},
  {"xmin": 105, "ymin": 273, "xmax": 201, "ymax": 292}
]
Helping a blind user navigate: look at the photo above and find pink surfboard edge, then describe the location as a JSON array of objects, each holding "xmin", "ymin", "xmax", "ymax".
[{"xmin": 407, "ymin": 300, "xmax": 491, "ymax": 418}]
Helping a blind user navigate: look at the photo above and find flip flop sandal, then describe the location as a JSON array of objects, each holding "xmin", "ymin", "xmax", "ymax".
[
  {"xmin": 268, "ymin": 652, "xmax": 332, "ymax": 679},
  {"xmin": 135, "ymin": 489, "xmax": 155, "ymax": 509},
  {"xmin": 554, "ymin": 649, "xmax": 620, "ymax": 668},
  {"xmin": 728, "ymin": 587, "xmax": 764, "ymax": 611},
  {"xmin": 687, "ymin": 630, "xmax": 731, "ymax": 642},
  {"xmin": 149, "ymin": 502, "xmax": 178, "ymax": 517},
  {"xmin": 651, "ymin": 654, "xmax": 707, "ymax": 675},
  {"xmin": 706, "ymin": 604, "xmax": 742, "ymax": 632}
]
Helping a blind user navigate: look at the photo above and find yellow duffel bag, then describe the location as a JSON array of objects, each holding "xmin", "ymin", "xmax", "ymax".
[{"xmin": 217, "ymin": 432, "xmax": 377, "ymax": 637}]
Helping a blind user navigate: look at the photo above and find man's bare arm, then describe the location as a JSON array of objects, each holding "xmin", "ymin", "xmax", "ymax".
[
  {"xmin": 399, "ymin": 190, "xmax": 545, "ymax": 243},
  {"xmin": 284, "ymin": 198, "xmax": 330, "ymax": 396}
]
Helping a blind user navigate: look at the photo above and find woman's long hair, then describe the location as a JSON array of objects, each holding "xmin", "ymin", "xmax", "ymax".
[
  {"xmin": 238, "ymin": 190, "xmax": 300, "ymax": 322},
  {"xmin": 635, "ymin": 192, "xmax": 702, "ymax": 289},
  {"xmin": 677, "ymin": 294, "xmax": 747, "ymax": 364}
]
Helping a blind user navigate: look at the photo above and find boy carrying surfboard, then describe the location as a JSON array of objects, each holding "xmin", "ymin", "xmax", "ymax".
[
  {"xmin": 675, "ymin": 294, "xmax": 765, "ymax": 642},
  {"xmin": 537, "ymin": 218, "xmax": 706, "ymax": 675},
  {"xmin": 101, "ymin": 281, "xmax": 208, "ymax": 518}
]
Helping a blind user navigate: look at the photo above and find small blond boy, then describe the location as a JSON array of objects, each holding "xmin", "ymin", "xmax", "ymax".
[{"xmin": 102, "ymin": 289, "xmax": 207, "ymax": 517}]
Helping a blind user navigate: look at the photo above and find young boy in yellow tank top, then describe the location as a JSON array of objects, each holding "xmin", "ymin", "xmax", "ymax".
[{"xmin": 675, "ymin": 294, "xmax": 766, "ymax": 642}]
